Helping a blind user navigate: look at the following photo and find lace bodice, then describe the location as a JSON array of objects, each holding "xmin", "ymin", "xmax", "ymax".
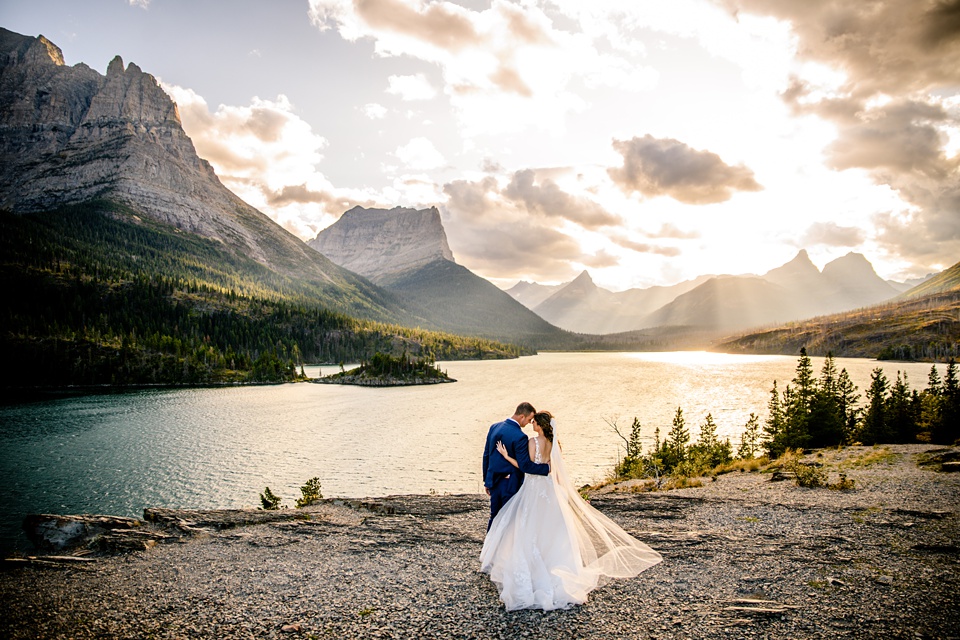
[{"xmin": 533, "ymin": 436, "xmax": 543, "ymax": 463}]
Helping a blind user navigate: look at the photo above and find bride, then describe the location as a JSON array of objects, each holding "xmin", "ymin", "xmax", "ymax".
[{"xmin": 479, "ymin": 411, "xmax": 661, "ymax": 611}]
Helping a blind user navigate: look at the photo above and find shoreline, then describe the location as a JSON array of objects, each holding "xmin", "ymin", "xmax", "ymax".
[{"xmin": 2, "ymin": 444, "xmax": 958, "ymax": 639}]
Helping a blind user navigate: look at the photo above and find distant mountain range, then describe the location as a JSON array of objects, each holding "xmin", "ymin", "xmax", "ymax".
[{"xmin": 509, "ymin": 249, "xmax": 916, "ymax": 335}]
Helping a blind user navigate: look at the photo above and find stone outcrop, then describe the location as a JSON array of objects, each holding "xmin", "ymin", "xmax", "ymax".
[
  {"xmin": 0, "ymin": 28, "xmax": 336, "ymax": 277},
  {"xmin": 308, "ymin": 205, "xmax": 455, "ymax": 283}
]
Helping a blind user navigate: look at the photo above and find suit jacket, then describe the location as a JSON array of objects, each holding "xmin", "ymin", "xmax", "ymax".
[{"xmin": 482, "ymin": 417, "xmax": 550, "ymax": 489}]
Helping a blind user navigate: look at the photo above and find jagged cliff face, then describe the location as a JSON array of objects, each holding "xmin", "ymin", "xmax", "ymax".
[
  {"xmin": 0, "ymin": 28, "xmax": 325, "ymax": 273},
  {"xmin": 309, "ymin": 206, "xmax": 455, "ymax": 283}
]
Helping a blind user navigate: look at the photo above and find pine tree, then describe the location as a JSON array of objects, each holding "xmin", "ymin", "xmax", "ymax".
[
  {"xmin": 887, "ymin": 371, "xmax": 917, "ymax": 443},
  {"xmin": 933, "ymin": 360, "xmax": 960, "ymax": 444},
  {"xmin": 738, "ymin": 413, "xmax": 762, "ymax": 460},
  {"xmin": 667, "ymin": 406, "xmax": 690, "ymax": 465},
  {"xmin": 861, "ymin": 367, "xmax": 891, "ymax": 445},
  {"xmin": 809, "ymin": 352, "xmax": 844, "ymax": 447},
  {"xmin": 836, "ymin": 368, "xmax": 860, "ymax": 444},
  {"xmin": 782, "ymin": 348, "xmax": 815, "ymax": 450},
  {"xmin": 764, "ymin": 380, "xmax": 787, "ymax": 458}
]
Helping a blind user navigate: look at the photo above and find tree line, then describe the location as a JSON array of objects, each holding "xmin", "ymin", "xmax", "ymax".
[{"xmin": 612, "ymin": 349, "xmax": 959, "ymax": 482}]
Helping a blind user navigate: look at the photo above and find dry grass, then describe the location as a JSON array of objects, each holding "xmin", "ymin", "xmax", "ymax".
[{"xmin": 839, "ymin": 446, "xmax": 899, "ymax": 469}]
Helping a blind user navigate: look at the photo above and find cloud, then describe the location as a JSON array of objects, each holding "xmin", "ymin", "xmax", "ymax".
[
  {"xmin": 608, "ymin": 135, "xmax": 762, "ymax": 204},
  {"xmin": 386, "ymin": 73, "xmax": 437, "ymax": 100},
  {"xmin": 801, "ymin": 222, "xmax": 866, "ymax": 247},
  {"xmin": 609, "ymin": 234, "xmax": 682, "ymax": 257},
  {"xmin": 653, "ymin": 223, "xmax": 700, "ymax": 239},
  {"xmin": 718, "ymin": 0, "xmax": 960, "ymax": 98},
  {"xmin": 362, "ymin": 103, "xmax": 388, "ymax": 119},
  {"xmin": 503, "ymin": 169, "xmax": 620, "ymax": 229},
  {"xmin": 128, "ymin": 0, "xmax": 150, "ymax": 8},
  {"xmin": 441, "ymin": 173, "xmax": 619, "ymax": 281},
  {"xmin": 728, "ymin": 0, "xmax": 960, "ymax": 267},
  {"xmin": 308, "ymin": 0, "xmax": 656, "ymax": 137},
  {"xmin": 395, "ymin": 137, "xmax": 446, "ymax": 170},
  {"xmin": 163, "ymin": 83, "xmax": 388, "ymax": 240}
]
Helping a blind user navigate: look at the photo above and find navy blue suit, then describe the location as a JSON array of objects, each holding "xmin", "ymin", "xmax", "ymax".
[{"xmin": 482, "ymin": 417, "xmax": 550, "ymax": 530}]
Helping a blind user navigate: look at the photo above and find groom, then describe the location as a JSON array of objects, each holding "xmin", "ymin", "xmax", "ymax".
[{"xmin": 482, "ymin": 402, "xmax": 551, "ymax": 530}]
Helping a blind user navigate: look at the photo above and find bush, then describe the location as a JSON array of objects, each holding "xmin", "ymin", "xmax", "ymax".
[
  {"xmin": 790, "ymin": 461, "xmax": 827, "ymax": 488},
  {"xmin": 828, "ymin": 473, "xmax": 855, "ymax": 491},
  {"xmin": 259, "ymin": 486, "xmax": 283, "ymax": 510},
  {"xmin": 296, "ymin": 477, "xmax": 324, "ymax": 508}
]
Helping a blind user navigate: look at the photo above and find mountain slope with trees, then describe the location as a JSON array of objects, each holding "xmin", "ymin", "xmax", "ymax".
[
  {"xmin": 714, "ymin": 260, "xmax": 960, "ymax": 362},
  {"xmin": 0, "ymin": 203, "xmax": 528, "ymax": 390}
]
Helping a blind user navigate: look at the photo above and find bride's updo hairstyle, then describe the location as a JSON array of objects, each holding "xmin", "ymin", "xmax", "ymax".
[{"xmin": 534, "ymin": 411, "xmax": 554, "ymax": 442}]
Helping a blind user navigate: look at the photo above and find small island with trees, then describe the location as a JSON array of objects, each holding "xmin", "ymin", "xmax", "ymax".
[{"xmin": 314, "ymin": 351, "xmax": 455, "ymax": 387}]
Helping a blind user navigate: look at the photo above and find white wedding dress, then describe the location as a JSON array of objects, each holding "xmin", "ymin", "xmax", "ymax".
[{"xmin": 480, "ymin": 429, "xmax": 662, "ymax": 611}]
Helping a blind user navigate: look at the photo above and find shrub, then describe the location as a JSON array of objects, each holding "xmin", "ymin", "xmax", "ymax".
[
  {"xmin": 791, "ymin": 461, "xmax": 827, "ymax": 488},
  {"xmin": 296, "ymin": 477, "xmax": 324, "ymax": 508},
  {"xmin": 259, "ymin": 486, "xmax": 283, "ymax": 510},
  {"xmin": 828, "ymin": 473, "xmax": 855, "ymax": 491}
]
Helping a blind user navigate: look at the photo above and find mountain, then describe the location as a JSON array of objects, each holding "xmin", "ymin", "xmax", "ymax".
[
  {"xmin": 309, "ymin": 206, "xmax": 569, "ymax": 345},
  {"xmin": 821, "ymin": 252, "xmax": 900, "ymax": 309},
  {"xmin": 0, "ymin": 29, "xmax": 527, "ymax": 388},
  {"xmin": 0, "ymin": 28, "xmax": 420, "ymax": 323},
  {"xmin": 521, "ymin": 271, "xmax": 711, "ymax": 334},
  {"xmin": 640, "ymin": 252, "xmax": 899, "ymax": 333},
  {"xmin": 641, "ymin": 275, "xmax": 807, "ymax": 331},
  {"xmin": 897, "ymin": 261, "xmax": 960, "ymax": 300},
  {"xmin": 523, "ymin": 249, "xmax": 901, "ymax": 335},
  {"xmin": 715, "ymin": 260, "xmax": 960, "ymax": 362},
  {"xmin": 308, "ymin": 205, "xmax": 454, "ymax": 283},
  {"xmin": 506, "ymin": 280, "xmax": 565, "ymax": 309}
]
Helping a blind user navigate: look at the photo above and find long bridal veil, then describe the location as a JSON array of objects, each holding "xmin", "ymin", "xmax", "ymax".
[{"xmin": 548, "ymin": 420, "xmax": 662, "ymax": 589}]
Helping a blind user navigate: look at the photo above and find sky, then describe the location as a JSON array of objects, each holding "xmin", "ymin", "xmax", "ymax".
[{"xmin": 3, "ymin": 0, "xmax": 959, "ymax": 291}]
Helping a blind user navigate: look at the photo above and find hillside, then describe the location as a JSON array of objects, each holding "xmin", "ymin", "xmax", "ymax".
[
  {"xmin": 897, "ymin": 261, "xmax": 960, "ymax": 300},
  {"xmin": 714, "ymin": 262, "xmax": 960, "ymax": 361},
  {"xmin": 0, "ymin": 203, "xmax": 528, "ymax": 389}
]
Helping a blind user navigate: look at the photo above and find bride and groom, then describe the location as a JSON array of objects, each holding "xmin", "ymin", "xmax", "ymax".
[{"xmin": 480, "ymin": 402, "xmax": 662, "ymax": 611}]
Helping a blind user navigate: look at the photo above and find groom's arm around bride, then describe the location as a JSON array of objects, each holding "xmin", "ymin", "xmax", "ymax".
[{"xmin": 482, "ymin": 402, "xmax": 550, "ymax": 530}]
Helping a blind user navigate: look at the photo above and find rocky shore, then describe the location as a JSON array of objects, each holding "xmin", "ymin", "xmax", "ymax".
[{"xmin": 2, "ymin": 444, "xmax": 958, "ymax": 639}]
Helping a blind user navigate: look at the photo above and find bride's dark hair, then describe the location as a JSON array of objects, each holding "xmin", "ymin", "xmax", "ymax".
[{"xmin": 533, "ymin": 411, "xmax": 554, "ymax": 442}]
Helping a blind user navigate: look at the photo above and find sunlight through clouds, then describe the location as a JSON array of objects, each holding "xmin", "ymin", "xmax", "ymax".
[{"xmin": 121, "ymin": 0, "xmax": 960, "ymax": 287}]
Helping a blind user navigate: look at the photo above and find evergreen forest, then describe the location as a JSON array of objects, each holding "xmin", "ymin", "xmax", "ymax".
[
  {"xmin": 611, "ymin": 349, "xmax": 959, "ymax": 485},
  {"xmin": 0, "ymin": 203, "xmax": 529, "ymax": 389}
]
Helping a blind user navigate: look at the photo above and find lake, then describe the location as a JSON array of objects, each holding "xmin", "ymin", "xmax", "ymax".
[{"xmin": 0, "ymin": 352, "xmax": 944, "ymax": 553}]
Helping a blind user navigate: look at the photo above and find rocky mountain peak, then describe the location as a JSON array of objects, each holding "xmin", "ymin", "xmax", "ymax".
[
  {"xmin": 0, "ymin": 28, "xmax": 333, "ymax": 276},
  {"xmin": 309, "ymin": 205, "xmax": 455, "ymax": 283},
  {"xmin": 107, "ymin": 55, "xmax": 124, "ymax": 76}
]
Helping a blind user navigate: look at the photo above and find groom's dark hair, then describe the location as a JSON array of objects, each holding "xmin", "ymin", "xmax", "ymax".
[{"xmin": 515, "ymin": 402, "xmax": 536, "ymax": 416}]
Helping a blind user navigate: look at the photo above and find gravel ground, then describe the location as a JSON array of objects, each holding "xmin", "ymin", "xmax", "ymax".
[{"xmin": 2, "ymin": 444, "xmax": 958, "ymax": 639}]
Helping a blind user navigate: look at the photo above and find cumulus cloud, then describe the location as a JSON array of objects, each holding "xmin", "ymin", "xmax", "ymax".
[
  {"xmin": 801, "ymin": 222, "xmax": 866, "ymax": 247},
  {"xmin": 163, "ymin": 83, "xmax": 387, "ymax": 240},
  {"xmin": 386, "ymin": 73, "xmax": 437, "ymax": 100},
  {"xmin": 503, "ymin": 169, "xmax": 619, "ymax": 229},
  {"xmin": 395, "ymin": 137, "xmax": 446, "ymax": 170},
  {"xmin": 608, "ymin": 135, "xmax": 762, "ymax": 204},
  {"xmin": 722, "ymin": 0, "xmax": 960, "ymax": 269},
  {"xmin": 441, "ymin": 171, "xmax": 620, "ymax": 281},
  {"xmin": 128, "ymin": 0, "xmax": 150, "ymax": 8}
]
